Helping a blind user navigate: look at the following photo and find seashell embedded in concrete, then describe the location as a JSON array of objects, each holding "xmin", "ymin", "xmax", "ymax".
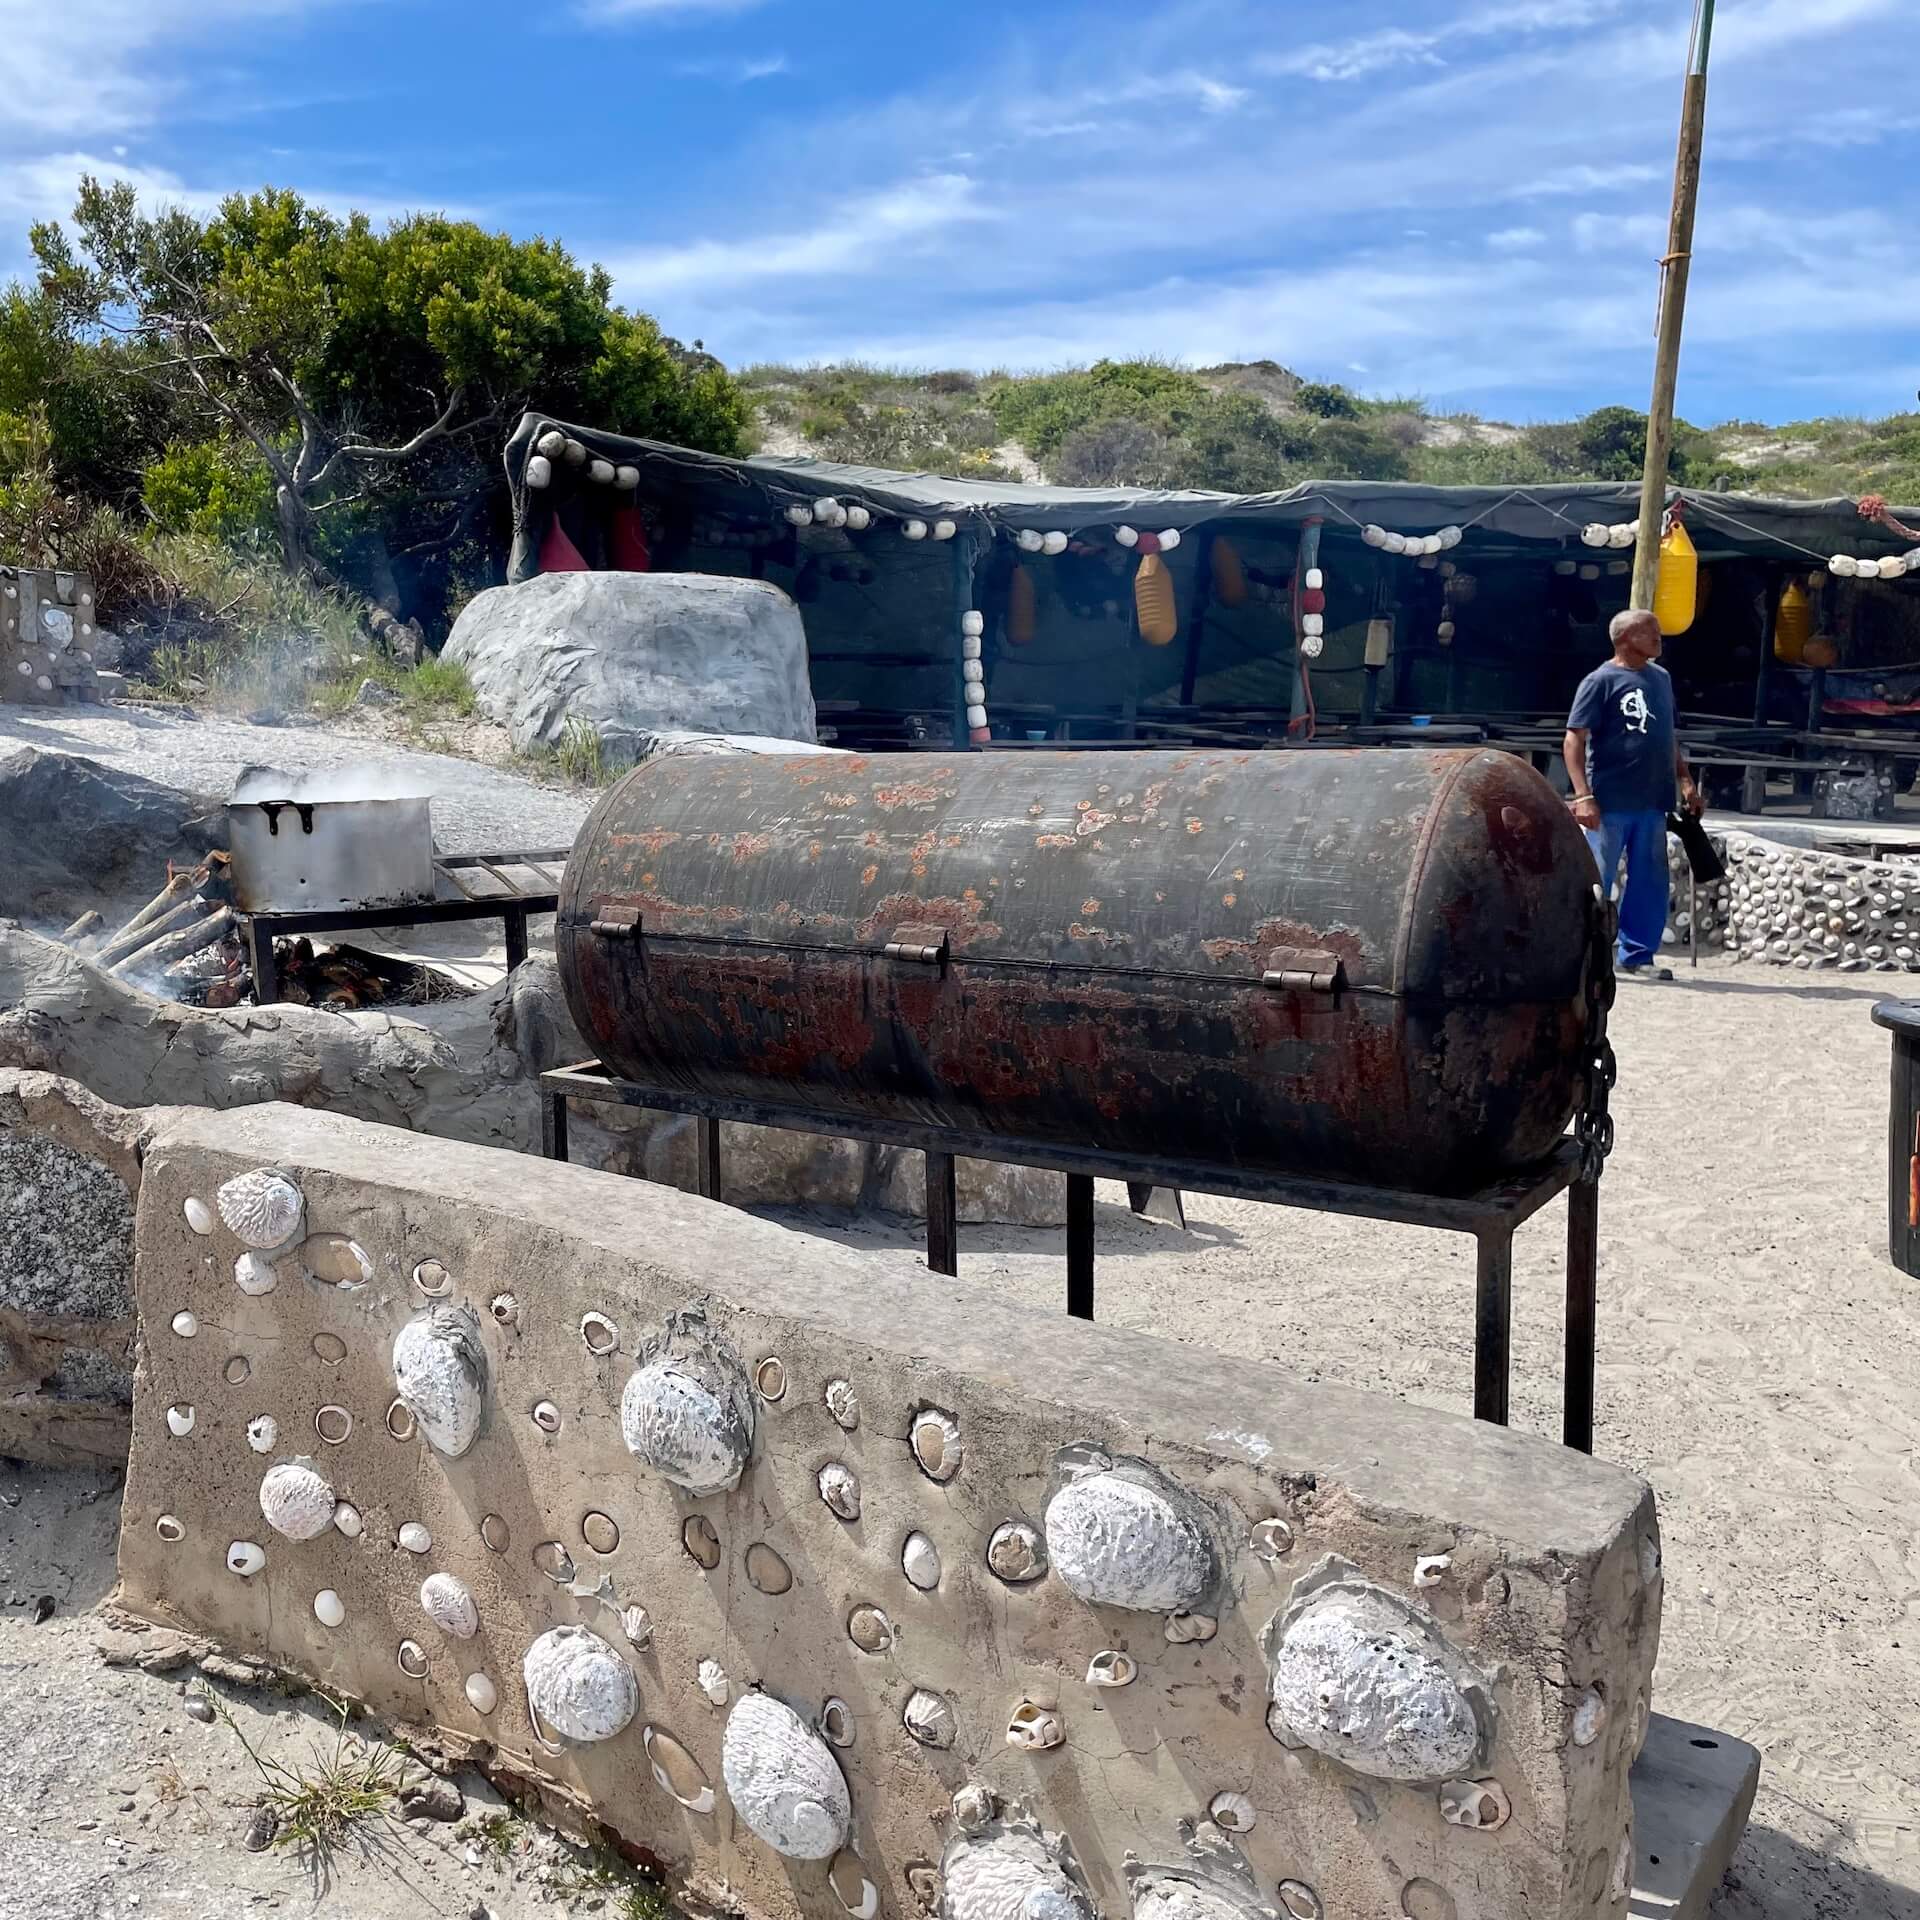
[
  {"xmin": 720, "ymin": 1691, "xmax": 852, "ymax": 1860},
  {"xmin": 421, "ymin": 1572, "xmax": 479, "ymax": 1639},
  {"xmin": 902, "ymin": 1532, "xmax": 941, "ymax": 1591},
  {"xmin": 941, "ymin": 1817, "xmax": 1098, "ymax": 1920},
  {"xmin": 384, "ymin": 1398, "xmax": 416, "ymax": 1440},
  {"xmin": 171, "ymin": 1311, "xmax": 198, "ymax": 1338},
  {"xmin": 1045, "ymin": 1455, "xmax": 1221, "ymax": 1613},
  {"xmin": 910, "ymin": 1408, "xmax": 963, "ymax": 1482},
  {"xmin": 698, "ymin": 1658, "xmax": 730, "ymax": 1705},
  {"xmin": 620, "ymin": 1312, "xmax": 755, "ymax": 1496},
  {"xmin": 314, "ymin": 1405, "xmax": 352, "ymax": 1445},
  {"xmin": 488, "ymin": 1291, "xmax": 519, "ymax": 1328},
  {"xmin": 753, "ymin": 1356, "xmax": 788, "ymax": 1402},
  {"xmin": 1208, "ymin": 1791, "xmax": 1256, "ymax": 1833},
  {"xmin": 1250, "ymin": 1518, "xmax": 1295, "ymax": 1560},
  {"xmin": 1277, "ymin": 1883, "xmax": 1323, "ymax": 1920},
  {"xmin": 532, "ymin": 1400, "xmax": 562, "ymax": 1434},
  {"xmin": 582, "ymin": 1511, "xmax": 621, "ymax": 1555},
  {"xmin": 622, "ymin": 1606, "xmax": 654, "ymax": 1648},
  {"xmin": 312, "ymin": 1333, "xmax": 346, "ymax": 1366},
  {"xmin": 480, "ymin": 1513, "xmax": 510, "ymax": 1553},
  {"xmin": 824, "ymin": 1378, "xmax": 860, "ymax": 1430},
  {"xmin": 465, "ymin": 1672, "xmax": 498, "ymax": 1715},
  {"xmin": 645, "ymin": 1724, "xmax": 716, "ymax": 1812},
  {"xmin": 1438, "ymin": 1777, "xmax": 1510, "ymax": 1831},
  {"xmin": 397, "ymin": 1639, "xmax": 431, "ymax": 1679},
  {"xmin": 906, "ymin": 1864, "xmax": 942, "ymax": 1913},
  {"xmin": 259, "ymin": 1459, "xmax": 335, "ymax": 1541},
  {"xmin": 166, "ymin": 1404, "xmax": 195, "ymax": 1437},
  {"xmin": 746, "ymin": 1543, "xmax": 794, "ymax": 1595},
  {"xmin": 333, "ymin": 1504, "xmax": 362, "ymax": 1538},
  {"xmin": 952, "ymin": 1783, "xmax": 995, "ymax": 1833},
  {"xmin": 821, "ymin": 1698, "xmax": 855, "ymax": 1747},
  {"xmin": 224, "ymin": 1355, "xmax": 252, "ymax": 1385},
  {"xmin": 1413, "ymin": 1554, "xmax": 1453, "ymax": 1589},
  {"xmin": 183, "ymin": 1197, "xmax": 214, "ymax": 1236},
  {"xmin": 227, "ymin": 1540, "xmax": 266, "ymax": 1576},
  {"xmin": 245, "ymin": 1415, "xmax": 277, "ymax": 1454},
  {"xmin": 398, "ymin": 1522, "xmax": 432, "ymax": 1554},
  {"xmin": 1006, "ymin": 1701, "xmax": 1065, "ymax": 1751},
  {"xmin": 413, "ymin": 1259, "xmax": 451, "ymax": 1297},
  {"xmin": 313, "ymin": 1589, "xmax": 345, "ymax": 1628},
  {"xmin": 155, "ymin": 1514, "xmax": 185, "ymax": 1542},
  {"xmin": 1264, "ymin": 1558, "xmax": 1490, "ymax": 1784},
  {"xmin": 829, "ymin": 1848, "xmax": 881, "ymax": 1919},
  {"xmin": 390, "ymin": 1306, "xmax": 488, "ymax": 1458},
  {"xmin": 987, "ymin": 1522, "xmax": 1047, "ymax": 1584},
  {"xmin": 1128, "ymin": 1840, "xmax": 1279, "ymax": 1920},
  {"xmin": 1399, "ymin": 1879, "xmax": 1455, "ymax": 1920},
  {"xmin": 216, "ymin": 1169, "xmax": 304, "ymax": 1249},
  {"xmin": 1571, "ymin": 1687, "xmax": 1607, "ymax": 1747},
  {"xmin": 299, "ymin": 1235, "xmax": 373, "ymax": 1288},
  {"xmin": 682, "ymin": 1516, "xmax": 721, "ymax": 1569},
  {"xmin": 847, "ymin": 1605, "xmax": 894, "ymax": 1653},
  {"xmin": 1086, "ymin": 1650, "xmax": 1137, "ymax": 1688},
  {"xmin": 1166, "ymin": 1611, "xmax": 1218, "ymax": 1644},
  {"xmin": 581, "ymin": 1312, "xmax": 619, "ymax": 1355},
  {"xmin": 904, "ymin": 1688, "xmax": 958, "ymax": 1750},
  {"xmin": 818, "ymin": 1463, "xmax": 861, "ymax": 1521},
  {"xmin": 523, "ymin": 1625, "xmax": 639, "ymax": 1744},
  {"xmin": 234, "ymin": 1253, "xmax": 278, "ymax": 1297},
  {"xmin": 533, "ymin": 1540, "xmax": 576, "ymax": 1583}
]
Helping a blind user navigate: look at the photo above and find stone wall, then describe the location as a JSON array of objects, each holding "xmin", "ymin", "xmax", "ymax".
[{"xmin": 116, "ymin": 1102, "xmax": 1661, "ymax": 1920}]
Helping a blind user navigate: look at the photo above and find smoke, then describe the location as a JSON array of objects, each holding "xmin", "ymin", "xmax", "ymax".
[{"xmin": 231, "ymin": 762, "xmax": 433, "ymax": 805}]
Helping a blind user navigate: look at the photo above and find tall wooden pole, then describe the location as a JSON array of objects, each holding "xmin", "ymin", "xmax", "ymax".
[{"xmin": 1631, "ymin": 0, "xmax": 1715, "ymax": 608}]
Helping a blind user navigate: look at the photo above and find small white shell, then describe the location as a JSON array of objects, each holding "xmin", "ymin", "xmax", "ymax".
[
  {"xmin": 1571, "ymin": 1687, "xmax": 1608, "ymax": 1747},
  {"xmin": 1166, "ymin": 1611, "xmax": 1218, "ymax": 1643},
  {"xmin": 818, "ymin": 1462, "xmax": 861, "ymax": 1521},
  {"xmin": 698, "ymin": 1657, "xmax": 730, "ymax": 1704},
  {"xmin": 259, "ymin": 1459, "xmax": 335, "ymax": 1541},
  {"xmin": 313, "ymin": 1589, "xmax": 345, "ymax": 1628},
  {"xmin": 581, "ymin": 1312, "xmax": 619, "ymax": 1355},
  {"xmin": 1414, "ymin": 1553, "xmax": 1453, "ymax": 1588},
  {"xmin": 645, "ymin": 1724, "xmax": 716, "ymax": 1813},
  {"xmin": 333, "ymin": 1503, "xmax": 363, "ymax": 1537},
  {"xmin": 524, "ymin": 1626, "xmax": 639, "ymax": 1743},
  {"xmin": 391, "ymin": 1307, "xmax": 488, "ymax": 1458},
  {"xmin": 987, "ymin": 1521, "xmax": 1046, "ymax": 1583},
  {"xmin": 821, "ymin": 1698, "xmax": 855, "ymax": 1748},
  {"xmin": 233, "ymin": 1253, "xmax": 278, "ymax": 1297},
  {"xmin": 1086, "ymin": 1650, "xmax": 1136, "ymax": 1688},
  {"xmin": 829, "ymin": 1849, "xmax": 880, "ymax": 1919},
  {"xmin": 1209, "ymin": 1790, "xmax": 1256, "ymax": 1832},
  {"xmin": 903, "ymin": 1688, "xmax": 958, "ymax": 1750},
  {"xmin": 1250, "ymin": 1518, "xmax": 1295, "ymax": 1560},
  {"xmin": 1005, "ymin": 1701, "xmax": 1064, "ymax": 1751},
  {"xmin": 532, "ymin": 1400, "xmax": 562, "ymax": 1433},
  {"xmin": 824, "ymin": 1379, "xmax": 860, "ymax": 1430},
  {"xmin": 154, "ymin": 1514, "xmax": 185, "ymax": 1542},
  {"xmin": 1439, "ymin": 1777, "xmax": 1511, "ymax": 1830},
  {"xmin": 721, "ymin": 1691, "xmax": 853, "ymax": 1860},
  {"xmin": 215, "ymin": 1169, "xmax": 304, "ymax": 1250},
  {"xmin": 245, "ymin": 1415, "xmax": 277, "ymax": 1454},
  {"xmin": 489, "ymin": 1291, "xmax": 519, "ymax": 1328},
  {"xmin": 465, "ymin": 1673, "xmax": 499, "ymax": 1714},
  {"xmin": 1277, "ymin": 1881, "xmax": 1322, "ymax": 1920},
  {"xmin": 166, "ymin": 1404, "xmax": 195, "ymax": 1437},
  {"xmin": 227, "ymin": 1540, "xmax": 265, "ymax": 1576},
  {"xmin": 413, "ymin": 1259, "xmax": 451, "ymax": 1297},
  {"xmin": 398, "ymin": 1522, "xmax": 432, "ymax": 1554},
  {"xmin": 622, "ymin": 1606, "xmax": 654, "ymax": 1648},
  {"xmin": 170, "ymin": 1311, "xmax": 198, "ymax": 1338},
  {"xmin": 397, "ymin": 1639, "xmax": 431, "ymax": 1679},
  {"xmin": 910, "ymin": 1408, "xmax": 962, "ymax": 1482},
  {"xmin": 420, "ymin": 1572, "xmax": 479, "ymax": 1639},
  {"xmin": 183, "ymin": 1198, "xmax": 214, "ymax": 1236},
  {"xmin": 902, "ymin": 1532, "xmax": 941, "ymax": 1591}
]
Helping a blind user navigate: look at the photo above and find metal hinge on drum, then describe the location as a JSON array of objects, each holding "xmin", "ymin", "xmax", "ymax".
[
  {"xmin": 589, "ymin": 904, "xmax": 642, "ymax": 939},
  {"xmin": 882, "ymin": 923, "xmax": 951, "ymax": 966},
  {"xmin": 1261, "ymin": 946, "xmax": 1345, "ymax": 993}
]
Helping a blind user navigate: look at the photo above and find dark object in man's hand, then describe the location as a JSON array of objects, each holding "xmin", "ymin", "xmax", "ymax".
[{"xmin": 1667, "ymin": 809, "xmax": 1724, "ymax": 883}]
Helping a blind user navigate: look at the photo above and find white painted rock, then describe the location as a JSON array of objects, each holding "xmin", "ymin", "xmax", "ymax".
[
  {"xmin": 720, "ymin": 1691, "xmax": 852, "ymax": 1860},
  {"xmin": 1044, "ymin": 1456, "xmax": 1219, "ymax": 1612},
  {"xmin": 391, "ymin": 1306, "xmax": 488, "ymax": 1457},
  {"xmin": 523, "ymin": 1625, "xmax": 638, "ymax": 1743}
]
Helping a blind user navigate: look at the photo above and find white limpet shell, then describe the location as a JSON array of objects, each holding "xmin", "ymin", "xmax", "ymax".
[
  {"xmin": 183, "ymin": 1197, "xmax": 214, "ymax": 1236},
  {"xmin": 465, "ymin": 1673, "xmax": 499, "ymax": 1715},
  {"xmin": 398, "ymin": 1522, "xmax": 432, "ymax": 1554},
  {"xmin": 1005, "ymin": 1702, "xmax": 1065, "ymax": 1751},
  {"xmin": 333, "ymin": 1503, "xmax": 363, "ymax": 1538},
  {"xmin": 390, "ymin": 1306, "xmax": 488, "ymax": 1458},
  {"xmin": 154, "ymin": 1514, "xmax": 185, "ymax": 1542},
  {"xmin": 524, "ymin": 1626, "xmax": 638, "ymax": 1743},
  {"xmin": 904, "ymin": 1688, "xmax": 958, "ymax": 1750},
  {"xmin": 1086, "ymin": 1650, "xmax": 1137, "ymax": 1688},
  {"xmin": 645, "ymin": 1724, "xmax": 716, "ymax": 1813},
  {"xmin": 821, "ymin": 1697, "xmax": 855, "ymax": 1747},
  {"xmin": 170, "ymin": 1311, "xmax": 198, "ymax": 1338},
  {"xmin": 986, "ymin": 1521, "xmax": 1047, "ymax": 1584},
  {"xmin": 1264, "ymin": 1556, "xmax": 1491, "ymax": 1784},
  {"xmin": 909, "ymin": 1408, "xmax": 963, "ymax": 1482},
  {"xmin": 902, "ymin": 1532, "xmax": 941, "ymax": 1591},
  {"xmin": 818, "ymin": 1463, "xmax": 861, "ymax": 1521},
  {"xmin": 698, "ymin": 1657, "xmax": 730, "ymax": 1704},
  {"xmin": 420, "ymin": 1572, "xmax": 480, "ymax": 1639},
  {"xmin": 259, "ymin": 1459, "xmax": 336, "ymax": 1541},
  {"xmin": 619, "ymin": 1311, "xmax": 754, "ymax": 1496},
  {"xmin": 489, "ymin": 1291, "xmax": 519, "ymax": 1328},
  {"xmin": 166, "ymin": 1404, "xmax": 195, "ymax": 1437},
  {"xmin": 215, "ymin": 1169, "xmax": 304, "ymax": 1250},
  {"xmin": 720, "ymin": 1691, "xmax": 852, "ymax": 1860},
  {"xmin": 941, "ymin": 1816, "xmax": 1098, "ymax": 1920},
  {"xmin": 1209, "ymin": 1790, "xmax": 1256, "ymax": 1832},
  {"xmin": 246, "ymin": 1415, "xmax": 277, "ymax": 1454},
  {"xmin": 233, "ymin": 1253, "xmax": 278, "ymax": 1297},
  {"xmin": 313, "ymin": 1589, "xmax": 345, "ymax": 1628},
  {"xmin": 824, "ymin": 1378, "xmax": 860, "ymax": 1430},
  {"xmin": 1044, "ymin": 1452, "xmax": 1220, "ymax": 1613},
  {"xmin": 1439, "ymin": 1777, "xmax": 1511, "ymax": 1831},
  {"xmin": 581, "ymin": 1312, "xmax": 619, "ymax": 1355},
  {"xmin": 227, "ymin": 1540, "xmax": 266, "ymax": 1576},
  {"xmin": 1571, "ymin": 1687, "xmax": 1608, "ymax": 1747}
]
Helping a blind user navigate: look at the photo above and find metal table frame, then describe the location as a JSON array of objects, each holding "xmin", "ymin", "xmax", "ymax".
[
  {"xmin": 244, "ymin": 849, "xmax": 567, "ymax": 1004},
  {"xmin": 538, "ymin": 1060, "xmax": 1601, "ymax": 1452}
]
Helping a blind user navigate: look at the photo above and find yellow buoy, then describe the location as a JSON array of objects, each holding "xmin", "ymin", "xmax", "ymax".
[
  {"xmin": 1135, "ymin": 553, "xmax": 1178, "ymax": 646},
  {"xmin": 1653, "ymin": 518, "xmax": 1698, "ymax": 636},
  {"xmin": 1210, "ymin": 536, "xmax": 1248, "ymax": 608},
  {"xmin": 1007, "ymin": 564, "xmax": 1036, "ymax": 646},
  {"xmin": 1773, "ymin": 580, "xmax": 1811, "ymax": 663}
]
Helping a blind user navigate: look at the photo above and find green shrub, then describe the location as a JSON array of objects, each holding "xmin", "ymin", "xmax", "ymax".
[
  {"xmin": 1296, "ymin": 381, "xmax": 1361, "ymax": 420},
  {"xmin": 142, "ymin": 440, "xmax": 275, "ymax": 541}
]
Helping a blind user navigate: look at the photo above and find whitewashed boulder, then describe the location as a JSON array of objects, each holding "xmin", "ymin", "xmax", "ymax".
[{"xmin": 443, "ymin": 573, "xmax": 818, "ymax": 758}]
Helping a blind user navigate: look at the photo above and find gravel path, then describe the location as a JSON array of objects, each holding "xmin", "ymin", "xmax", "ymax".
[{"xmin": 0, "ymin": 704, "xmax": 593, "ymax": 855}]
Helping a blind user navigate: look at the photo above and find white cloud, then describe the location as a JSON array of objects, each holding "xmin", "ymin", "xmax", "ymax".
[
  {"xmin": 674, "ymin": 52, "xmax": 789, "ymax": 81},
  {"xmin": 1487, "ymin": 226, "xmax": 1546, "ymax": 251},
  {"xmin": 576, "ymin": 0, "xmax": 765, "ymax": 18}
]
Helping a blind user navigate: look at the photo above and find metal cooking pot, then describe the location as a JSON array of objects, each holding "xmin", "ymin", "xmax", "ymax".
[{"xmin": 227, "ymin": 767, "xmax": 435, "ymax": 915}]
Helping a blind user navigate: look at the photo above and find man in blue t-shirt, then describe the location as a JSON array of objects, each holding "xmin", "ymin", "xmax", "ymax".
[{"xmin": 1562, "ymin": 608, "xmax": 1701, "ymax": 979}]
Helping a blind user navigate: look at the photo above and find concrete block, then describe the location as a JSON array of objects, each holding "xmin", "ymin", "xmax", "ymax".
[
  {"xmin": 117, "ymin": 1102, "xmax": 1663, "ymax": 1920},
  {"xmin": 1627, "ymin": 1713, "xmax": 1760, "ymax": 1919}
]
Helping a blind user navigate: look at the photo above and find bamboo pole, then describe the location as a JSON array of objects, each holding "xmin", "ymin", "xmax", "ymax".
[{"xmin": 1631, "ymin": 0, "xmax": 1715, "ymax": 608}]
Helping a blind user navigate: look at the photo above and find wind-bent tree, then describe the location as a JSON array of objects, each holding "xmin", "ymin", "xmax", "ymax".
[{"xmin": 30, "ymin": 178, "xmax": 746, "ymax": 633}]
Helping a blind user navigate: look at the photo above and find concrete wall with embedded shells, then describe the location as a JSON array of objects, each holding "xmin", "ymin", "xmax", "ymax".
[{"xmin": 117, "ymin": 1101, "xmax": 1662, "ymax": 1920}]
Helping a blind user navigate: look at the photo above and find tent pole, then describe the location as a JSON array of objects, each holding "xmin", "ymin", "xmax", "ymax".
[
  {"xmin": 1752, "ymin": 570, "xmax": 1777, "ymax": 725},
  {"xmin": 1631, "ymin": 0, "xmax": 1715, "ymax": 607},
  {"xmin": 1181, "ymin": 533, "xmax": 1213, "ymax": 708}
]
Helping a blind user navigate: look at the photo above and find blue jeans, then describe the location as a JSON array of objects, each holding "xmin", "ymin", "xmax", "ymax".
[{"xmin": 1585, "ymin": 809, "xmax": 1669, "ymax": 970}]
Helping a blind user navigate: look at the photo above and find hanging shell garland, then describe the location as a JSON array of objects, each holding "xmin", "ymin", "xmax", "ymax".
[{"xmin": 215, "ymin": 1169, "xmax": 305, "ymax": 1250}]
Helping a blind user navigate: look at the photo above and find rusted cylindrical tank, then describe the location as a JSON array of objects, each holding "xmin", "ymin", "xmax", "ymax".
[{"xmin": 557, "ymin": 749, "xmax": 1602, "ymax": 1193}]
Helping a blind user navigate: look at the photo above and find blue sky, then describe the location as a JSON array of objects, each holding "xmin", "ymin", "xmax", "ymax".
[{"xmin": 2, "ymin": 0, "xmax": 1916, "ymax": 424}]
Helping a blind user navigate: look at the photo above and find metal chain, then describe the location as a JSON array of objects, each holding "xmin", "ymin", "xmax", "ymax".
[{"xmin": 1574, "ymin": 889, "xmax": 1619, "ymax": 1184}]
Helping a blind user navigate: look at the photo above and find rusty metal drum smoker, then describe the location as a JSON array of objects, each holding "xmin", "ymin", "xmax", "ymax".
[{"xmin": 548, "ymin": 748, "xmax": 1617, "ymax": 1449}]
